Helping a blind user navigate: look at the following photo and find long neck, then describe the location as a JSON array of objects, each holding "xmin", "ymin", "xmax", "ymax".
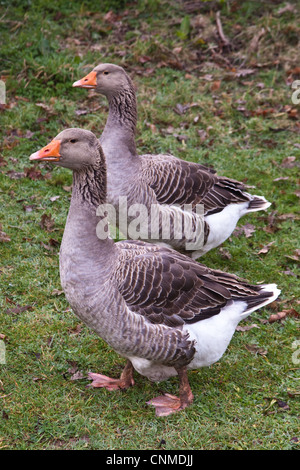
[
  {"xmin": 100, "ymin": 82, "xmax": 138, "ymax": 162},
  {"xmin": 61, "ymin": 151, "xmax": 116, "ymax": 281}
]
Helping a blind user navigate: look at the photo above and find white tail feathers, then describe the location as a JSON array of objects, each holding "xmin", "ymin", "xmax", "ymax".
[
  {"xmin": 242, "ymin": 283, "xmax": 281, "ymax": 316},
  {"xmin": 247, "ymin": 195, "xmax": 271, "ymax": 213}
]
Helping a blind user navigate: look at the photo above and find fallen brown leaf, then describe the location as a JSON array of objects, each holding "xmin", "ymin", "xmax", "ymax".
[
  {"xmin": 281, "ymin": 156, "xmax": 297, "ymax": 168},
  {"xmin": 0, "ymin": 227, "xmax": 10, "ymax": 242},
  {"xmin": 245, "ymin": 344, "xmax": 268, "ymax": 355},
  {"xmin": 277, "ymin": 3, "xmax": 297, "ymax": 15},
  {"xmin": 210, "ymin": 80, "xmax": 221, "ymax": 92},
  {"xmin": 277, "ymin": 213, "xmax": 297, "ymax": 220},
  {"xmin": 51, "ymin": 289, "xmax": 64, "ymax": 296},
  {"xmin": 236, "ymin": 323, "xmax": 260, "ymax": 332},
  {"xmin": 282, "ymin": 268, "xmax": 297, "ymax": 277},
  {"xmin": 233, "ymin": 223, "xmax": 256, "ymax": 238},
  {"xmin": 234, "ymin": 68, "xmax": 256, "ymax": 78},
  {"xmin": 24, "ymin": 167, "xmax": 43, "ymax": 180},
  {"xmin": 268, "ymin": 308, "xmax": 299, "ymax": 323},
  {"xmin": 40, "ymin": 214, "xmax": 55, "ymax": 232},
  {"xmin": 258, "ymin": 241, "xmax": 275, "ymax": 254},
  {"xmin": 273, "ymin": 176, "xmax": 289, "ymax": 182},
  {"xmin": 5, "ymin": 304, "xmax": 33, "ymax": 315},
  {"xmin": 35, "ymin": 102, "xmax": 53, "ymax": 113},
  {"xmin": 285, "ymin": 249, "xmax": 300, "ymax": 263},
  {"xmin": 0, "ymin": 156, "xmax": 7, "ymax": 167},
  {"xmin": 218, "ymin": 247, "xmax": 232, "ymax": 260},
  {"xmin": 70, "ymin": 370, "xmax": 85, "ymax": 381},
  {"xmin": 6, "ymin": 170, "xmax": 25, "ymax": 179},
  {"xmin": 23, "ymin": 204, "xmax": 37, "ymax": 213}
]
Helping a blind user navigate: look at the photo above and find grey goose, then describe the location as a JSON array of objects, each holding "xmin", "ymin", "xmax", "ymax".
[
  {"xmin": 29, "ymin": 128, "xmax": 280, "ymax": 416},
  {"xmin": 73, "ymin": 63, "xmax": 271, "ymax": 258}
]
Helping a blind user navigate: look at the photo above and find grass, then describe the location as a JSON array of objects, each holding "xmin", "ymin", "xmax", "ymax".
[{"xmin": 0, "ymin": 0, "xmax": 299, "ymax": 450}]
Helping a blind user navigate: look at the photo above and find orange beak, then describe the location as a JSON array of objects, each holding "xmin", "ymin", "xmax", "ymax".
[
  {"xmin": 72, "ymin": 71, "xmax": 97, "ymax": 88},
  {"xmin": 29, "ymin": 139, "xmax": 61, "ymax": 162}
]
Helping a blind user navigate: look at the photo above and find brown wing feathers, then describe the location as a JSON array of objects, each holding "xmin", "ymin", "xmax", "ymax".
[
  {"xmin": 115, "ymin": 243, "xmax": 261, "ymax": 328},
  {"xmin": 146, "ymin": 156, "xmax": 250, "ymax": 213}
]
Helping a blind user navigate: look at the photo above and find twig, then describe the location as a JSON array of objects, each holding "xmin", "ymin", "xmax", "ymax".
[
  {"xmin": 215, "ymin": 11, "xmax": 231, "ymax": 49},
  {"xmin": 248, "ymin": 27, "xmax": 266, "ymax": 53}
]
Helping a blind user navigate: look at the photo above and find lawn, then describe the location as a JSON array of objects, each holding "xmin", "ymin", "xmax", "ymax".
[{"xmin": 0, "ymin": 0, "xmax": 299, "ymax": 450}]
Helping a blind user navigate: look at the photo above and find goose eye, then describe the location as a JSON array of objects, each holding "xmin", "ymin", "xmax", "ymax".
[
  {"xmin": 103, "ymin": 71, "xmax": 109, "ymax": 75},
  {"xmin": 69, "ymin": 139, "xmax": 77, "ymax": 143}
]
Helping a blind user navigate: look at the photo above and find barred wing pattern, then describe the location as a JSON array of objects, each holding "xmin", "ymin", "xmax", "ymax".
[
  {"xmin": 141, "ymin": 154, "xmax": 250, "ymax": 215},
  {"xmin": 114, "ymin": 241, "xmax": 266, "ymax": 328}
]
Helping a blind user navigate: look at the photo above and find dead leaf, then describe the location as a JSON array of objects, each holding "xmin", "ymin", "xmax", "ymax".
[
  {"xmin": 251, "ymin": 107, "xmax": 275, "ymax": 117},
  {"xmin": 174, "ymin": 103, "xmax": 189, "ymax": 115},
  {"xmin": 69, "ymin": 324, "xmax": 83, "ymax": 335},
  {"xmin": 23, "ymin": 204, "xmax": 37, "ymax": 213},
  {"xmin": 276, "ymin": 400, "xmax": 289, "ymax": 411},
  {"xmin": 245, "ymin": 344, "xmax": 268, "ymax": 355},
  {"xmin": 281, "ymin": 156, "xmax": 297, "ymax": 168},
  {"xmin": 234, "ymin": 68, "xmax": 256, "ymax": 78},
  {"xmin": 233, "ymin": 223, "xmax": 256, "ymax": 238},
  {"xmin": 210, "ymin": 80, "xmax": 221, "ymax": 92},
  {"xmin": 277, "ymin": 3, "xmax": 296, "ymax": 15},
  {"xmin": 145, "ymin": 122, "xmax": 157, "ymax": 133},
  {"xmin": 218, "ymin": 247, "xmax": 232, "ymax": 259},
  {"xmin": 48, "ymin": 238, "xmax": 59, "ymax": 247},
  {"xmin": 35, "ymin": 102, "xmax": 53, "ymax": 113},
  {"xmin": 282, "ymin": 268, "xmax": 297, "ymax": 277},
  {"xmin": 236, "ymin": 323, "xmax": 260, "ymax": 332},
  {"xmin": 103, "ymin": 10, "xmax": 120, "ymax": 24},
  {"xmin": 268, "ymin": 309, "xmax": 299, "ymax": 323},
  {"xmin": 173, "ymin": 102, "xmax": 199, "ymax": 115},
  {"xmin": 5, "ymin": 304, "xmax": 33, "ymax": 315},
  {"xmin": 285, "ymin": 249, "xmax": 300, "ymax": 263},
  {"xmin": 70, "ymin": 370, "xmax": 85, "ymax": 381},
  {"xmin": 277, "ymin": 213, "xmax": 297, "ymax": 220},
  {"xmin": 248, "ymin": 28, "xmax": 265, "ymax": 53},
  {"xmin": 0, "ymin": 156, "xmax": 7, "ymax": 167},
  {"xmin": 40, "ymin": 214, "xmax": 55, "ymax": 232},
  {"xmin": 258, "ymin": 241, "xmax": 275, "ymax": 254},
  {"xmin": 24, "ymin": 167, "xmax": 43, "ymax": 180},
  {"xmin": 0, "ymin": 226, "xmax": 10, "ymax": 242},
  {"xmin": 32, "ymin": 376, "xmax": 45, "ymax": 382},
  {"xmin": 6, "ymin": 170, "xmax": 25, "ymax": 179},
  {"xmin": 75, "ymin": 109, "xmax": 89, "ymax": 116},
  {"xmin": 51, "ymin": 289, "xmax": 64, "ymax": 296}
]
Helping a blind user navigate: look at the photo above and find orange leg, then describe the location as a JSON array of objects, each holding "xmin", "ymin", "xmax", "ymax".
[
  {"xmin": 88, "ymin": 360, "xmax": 134, "ymax": 391},
  {"xmin": 147, "ymin": 367, "xmax": 194, "ymax": 416}
]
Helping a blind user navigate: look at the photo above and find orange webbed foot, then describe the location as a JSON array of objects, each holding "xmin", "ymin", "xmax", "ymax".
[
  {"xmin": 87, "ymin": 360, "xmax": 134, "ymax": 391},
  {"xmin": 147, "ymin": 393, "xmax": 185, "ymax": 416}
]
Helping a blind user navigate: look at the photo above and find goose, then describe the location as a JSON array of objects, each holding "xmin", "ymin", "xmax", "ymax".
[
  {"xmin": 72, "ymin": 63, "xmax": 271, "ymax": 258},
  {"xmin": 29, "ymin": 128, "xmax": 280, "ymax": 416}
]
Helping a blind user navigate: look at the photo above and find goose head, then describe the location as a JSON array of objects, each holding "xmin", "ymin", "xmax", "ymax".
[
  {"xmin": 29, "ymin": 128, "xmax": 102, "ymax": 170},
  {"xmin": 72, "ymin": 63, "xmax": 132, "ymax": 97}
]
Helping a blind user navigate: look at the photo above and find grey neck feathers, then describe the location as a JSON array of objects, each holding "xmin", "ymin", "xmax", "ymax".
[
  {"xmin": 102, "ymin": 82, "xmax": 138, "ymax": 157},
  {"xmin": 64, "ymin": 143, "xmax": 115, "ymax": 263},
  {"xmin": 71, "ymin": 144, "xmax": 107, "ymax": 211}
]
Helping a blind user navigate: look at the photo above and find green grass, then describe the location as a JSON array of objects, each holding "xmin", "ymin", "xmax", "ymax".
[{"xmin": 0, "ymin": 0, "xmax": 299, "ymax": 450}]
